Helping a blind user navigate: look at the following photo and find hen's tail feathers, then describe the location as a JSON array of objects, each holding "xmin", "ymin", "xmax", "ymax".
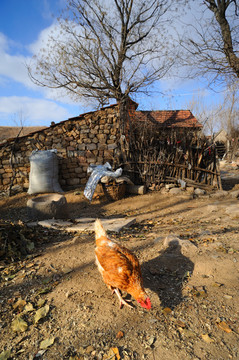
[{"xmin": 95, "ymin": 219, "xmax": 107, "ymax": 240}]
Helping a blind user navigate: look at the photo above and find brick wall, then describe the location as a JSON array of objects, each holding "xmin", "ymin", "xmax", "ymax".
[{"xmin": 0, "ymin": 104, "xmax": 121, "ymax": 192}]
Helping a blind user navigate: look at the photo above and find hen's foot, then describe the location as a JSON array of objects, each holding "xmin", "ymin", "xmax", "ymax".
[{"xmin": 114, "ymin": 288, "xmax": 133, "ymax": 309}]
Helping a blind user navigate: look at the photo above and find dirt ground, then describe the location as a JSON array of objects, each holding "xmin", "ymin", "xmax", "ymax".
[{"xmin": 0, "ymin": 161, "xmax": 239, "ymax": 360}]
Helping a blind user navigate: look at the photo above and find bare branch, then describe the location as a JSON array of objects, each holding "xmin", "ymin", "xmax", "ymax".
[
  {"xmin": 28, "ymin": 0, "xmax": 183, "ymax": 106},
  {"xmin": 180, "ymin": 0, "xmax": 239, "ymax": 86}
]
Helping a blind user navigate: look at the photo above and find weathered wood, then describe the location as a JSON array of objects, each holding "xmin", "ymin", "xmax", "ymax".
[
  {"xmin": 126, "ymin": 184, "xmax": 147, "ymax": 195},
  {"xmin": 122, "ymin": 124, "xmax": 220, "ymax": 190},
  {"xmin": 182, "ymin": 178, "xmax": 214, "ymax": 190},
  {"xmin": 122, "ymin": 160, "xmax": 220, "ymax": 176}
]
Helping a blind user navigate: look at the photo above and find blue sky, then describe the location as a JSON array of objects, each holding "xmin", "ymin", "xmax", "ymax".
[{"xmin": 0, "ymin": 0, "xmax": 224, "ymax": 127}]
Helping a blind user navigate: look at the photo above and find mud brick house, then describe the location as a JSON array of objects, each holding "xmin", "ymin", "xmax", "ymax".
[{"xmin": 0, "ymin": 99, "xmax": 219, "ymax": 194}]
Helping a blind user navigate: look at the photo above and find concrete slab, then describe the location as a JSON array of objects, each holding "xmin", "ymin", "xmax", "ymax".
[
  {"xmin": 66, "ymin": 217, "xmax": 136, "ymax": 233},
  {"xmin": 75, "ymin": 218, "xmax": 95, "ymax": 223},
  {"xmin": 38, "ymin": 219, "xmax": 73, "ymax": 229},
  {"xmin": 37, "ymin": 217, "xmax": 136, "ymax": 233}
]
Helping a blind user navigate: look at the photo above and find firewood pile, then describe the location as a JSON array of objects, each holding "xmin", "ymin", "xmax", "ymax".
[{"xmin": 122, "ymin": 121, "xmax": 221, "ymax": 190}]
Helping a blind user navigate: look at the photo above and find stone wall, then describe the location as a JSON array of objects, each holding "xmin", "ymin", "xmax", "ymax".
[{"xmin": 0, "ymin": 104, "xmax": 121, "ymax": 192}]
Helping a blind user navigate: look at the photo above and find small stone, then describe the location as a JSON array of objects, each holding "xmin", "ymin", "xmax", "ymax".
[
  {"xmin": 195, "ymin": 188, "xmax": 205, "ymax": 196},
  {"xmin": 210, "ymin": 190, "xmax": 228, "ymax": 198},
  {"xmin": 186, "ymin": 186, "xmax": 195, "ymax": 193},
  {"xmin": 229, "ymin": 190, "xmax": 239, "ymax": 199},
  {"xmin": 169, "ymin": 187, "xmax": 182, "ymax": 195},
  {"xmin": 223, "ymin": 294, "xmax": 232, "ymax": 299},
  {"xmin": 225, "ymin": 204, "xmax": 239, "ymax": 219},
  {"xmin": 163, "ymin": 235, "xmax": 198, "ymax": 255},
  {"xmin": 147, "ymin": 335, "xmax": 156, "ymax": 346}
]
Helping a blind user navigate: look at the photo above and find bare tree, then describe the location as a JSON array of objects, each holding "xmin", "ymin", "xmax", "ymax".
[
  {"xmin": 185, "ymin": 82, "xmax": 239, "ymax": 138},
  {"xmin": 180, "ymin": 0, "xmax": 239, "ymax": 85},
  {"xmin": 28, "ymin": 0, "xmax": 184, "ymax": 112},
  {"xmin": 185, "ymin": 92, "xmax": 221, "ymax": 136},
  {"xmin": 11, "ymin": 109, "xmax": 28, "ymax": 129},
  {"xmin": 219, "ymin": 82, "xmax": 239, "ymax": 136}
]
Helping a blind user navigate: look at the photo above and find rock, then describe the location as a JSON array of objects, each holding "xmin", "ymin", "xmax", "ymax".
[
  {"xmin": 209, "ymin": 190, "xmax": 228, "ymax": 199},
  {"xmin": 163, "ymin": 235, "xmax": 197, "ymax": 255},
  {"xmin": 225, "ymin": 204, "xmax": 239, "ymax": 219},
  {"xmin": 232, "ymin": 183, "xmax": 239, "ymax": 191},
  {"xmin": 229, "ymin": 190, "xmax": 239, "ymax": 199},
  {"xmin": 169, "ymin": 187, "xmax": 182, "ymax": 195},
  {"xmin": 186, "ymin": 186, "xmax": 195, "ymax": 194},
  {"xmin": 146, "ymin": 335, "xmax": 156, "ymax": 346},
  {"xmin": 194, "ymin": 188, "xmax": 206, "ymax": 196},
  {"xmin": 27, "ymin": 194, "xmax": 68, "ymax": 220}
]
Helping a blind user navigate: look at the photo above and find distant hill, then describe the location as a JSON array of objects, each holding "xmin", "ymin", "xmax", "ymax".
[{"xmin": 0, "ymin": 126, "xmax": 47, "ymax": 142}]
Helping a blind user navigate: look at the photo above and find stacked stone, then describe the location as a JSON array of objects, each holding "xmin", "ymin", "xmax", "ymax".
[{"xmin": 0, "ymin": 105, "xmax": 121, "ymax": 191}]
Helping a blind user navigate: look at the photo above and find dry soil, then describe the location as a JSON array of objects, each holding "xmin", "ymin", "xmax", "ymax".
[{"xmin": 0, "ymin": 162, "xmax": 239, "ymax": 360}]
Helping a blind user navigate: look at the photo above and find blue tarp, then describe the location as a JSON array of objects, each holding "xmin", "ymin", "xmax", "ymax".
[{"xmin": 84, "ymin": 162, "xmax": 122, "ymax": 201}]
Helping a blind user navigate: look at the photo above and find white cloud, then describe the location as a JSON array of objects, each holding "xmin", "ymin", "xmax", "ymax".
[
  {"xmin": 28, "ymin": 22, "xmax": 60, "ymax": 55},
  {"xmin": 0, "ymin": 24, "xmax": 76, "ymax": 97},
  {"xmin": 0, "ymin": 29, "xmax": 88, "ymax": 125},
  {"xmin": 0, "ymin": 96, "xmax": 72, "ymax": 126},
  {"xmin": 0, "ymin": 33, "xmax": 8, "ymax": 51},
  {"xmin": 0, "ymin": 33, "xmax": 38, "ymax": 90},
  {"xmin": 0, "ymin": 28, "xmax": 82, "ymax": 105}
]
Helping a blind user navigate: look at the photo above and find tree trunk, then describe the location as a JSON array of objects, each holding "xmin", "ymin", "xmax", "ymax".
[{"xmin": 119, "ymin": 98, "xmax": 131, "ymax": 171}]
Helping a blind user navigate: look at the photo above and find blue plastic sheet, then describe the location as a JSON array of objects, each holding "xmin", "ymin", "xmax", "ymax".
[{"xmin": 84, "ymin": 162, "xmax": 122, "ymax": 201}]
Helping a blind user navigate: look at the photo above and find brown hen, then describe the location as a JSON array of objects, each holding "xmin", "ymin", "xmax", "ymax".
[{"xmin": 95, "ymin": 219, "xmax": 151, "ymax": 310}]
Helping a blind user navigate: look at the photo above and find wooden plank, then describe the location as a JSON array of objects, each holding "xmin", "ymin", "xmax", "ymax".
[{"xmin": 182, "ymin": 178, "xmax": 215, "ymax": 190}]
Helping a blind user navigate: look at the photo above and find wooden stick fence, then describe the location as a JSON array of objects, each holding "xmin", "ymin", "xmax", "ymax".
[{"xmin": 121, "ymin": 121, "xmax": 222, "ymax": 190}]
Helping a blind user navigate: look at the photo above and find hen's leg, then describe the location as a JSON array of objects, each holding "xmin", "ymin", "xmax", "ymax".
[{"xmin": 114, "ymin": 288, "xmax": 133, "ymax": 309}]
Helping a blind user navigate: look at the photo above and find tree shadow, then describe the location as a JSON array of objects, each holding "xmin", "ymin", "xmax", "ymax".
[{"xmin": 141, "ymin": 241, "xmax": 194, "ymax": 309}]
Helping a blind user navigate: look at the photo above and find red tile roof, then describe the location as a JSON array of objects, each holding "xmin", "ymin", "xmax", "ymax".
[{"xmin": 135, "ymin": 110, "xmax": 202, "ymax": 128}]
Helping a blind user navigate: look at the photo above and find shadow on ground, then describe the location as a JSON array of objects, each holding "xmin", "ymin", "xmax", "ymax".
[{"xmin": 142, "ymin": 243, "xmax": 194, "ymax": 309}]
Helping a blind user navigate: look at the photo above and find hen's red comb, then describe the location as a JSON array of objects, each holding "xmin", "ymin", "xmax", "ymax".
[{"xmin": 138, "ymin": 297, "xmax": 151, "ymax": 310}]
